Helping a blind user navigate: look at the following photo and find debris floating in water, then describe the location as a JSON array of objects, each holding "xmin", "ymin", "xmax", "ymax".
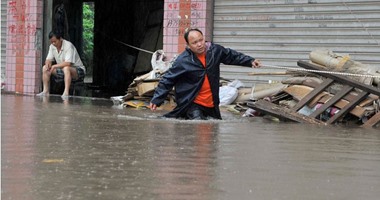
[{"xmin": 42, "ymin": 159, "xmax": 64, "ymax": 163}]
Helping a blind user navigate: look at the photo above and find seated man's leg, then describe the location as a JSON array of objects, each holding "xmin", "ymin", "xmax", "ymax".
[
  {"xmin": 62, "ymin": 66, "xmax": 79, "ymax": 96},
  {"xmin": 36, "ymin": 65, "xmax": 52, "ymax": 96}
]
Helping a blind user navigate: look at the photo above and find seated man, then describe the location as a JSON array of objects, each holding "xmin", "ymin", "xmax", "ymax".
[{"xmin": 37, "ymin": 30, "xmax": 86, "ymax": 97}]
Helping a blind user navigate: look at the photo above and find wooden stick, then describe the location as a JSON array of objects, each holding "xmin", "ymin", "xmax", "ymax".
[{"xmin": 248, "ymin": 72, "xmax": 289, "ymax": 76}]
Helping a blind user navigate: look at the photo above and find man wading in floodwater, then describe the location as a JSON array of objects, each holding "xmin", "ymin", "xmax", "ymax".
[{"xmin": 150, "ymin": 28, "xmax": 261, "ymax": 120}]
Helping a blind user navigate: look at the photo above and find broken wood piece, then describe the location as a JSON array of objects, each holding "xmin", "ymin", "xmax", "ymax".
[
  {"xmin": 323, "ymin": 97, "xmax": 373, "ymax": 118},
  {"xmin": 361, "ymin": 111, "xmax": 380, "ymax": 128},
  {"xmin": 248, "ymin": 72, "xmax": 288, "ymax": 76},
  {"xmin": 292, "ymin": 78, "xmax": 334, "ymax": 112},
  {"xmin": 283, "ymin": 84, "xmax": 377, "ymax": 118},
  {"xmin": 247, "ymin": 99, "xmax": 325, "ymax": 125},
  {"xmin": 283, "ymin": 84, "xmax": 329, "ymax": 102},
  {"xmin": 327, "ymin": 91, "xmax": 369, "ymax": 124},
  {"xmin": 310, "ymin": 85, "xmax": 353, "ymax": 118},
  {"xmin": 282, "ymin": 77, "xmax": 323, "ymax": 88}
]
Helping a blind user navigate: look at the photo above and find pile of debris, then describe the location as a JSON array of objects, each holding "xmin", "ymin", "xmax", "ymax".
[
  {"xmin": 245, "ymin": 49, "xmax": 380, "ymax": 128},
  {"xmin": 112, "ymin": 49, "xmax": 286, "ymax": 110},
  {"xmin": 111, "ymin": 49, "xmax": 380, "ymax": 127},
  {"xmin": 111, "ymin": 50, "xmax": 176, "ymax": 109}
]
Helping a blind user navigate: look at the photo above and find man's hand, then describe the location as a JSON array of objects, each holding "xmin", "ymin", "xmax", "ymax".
[
  {"xmin": 51, "ymin": 64, "xmax": 57, "ymax": 71},
  {"xmin": 46, "ymin": 62, "xmax": 52, "ymax": 71},
  {"xmin": 150, "ymin": 102, "xmax": 157, "ymax": 111},
  {"xmin": 252, "ymin": 59, "xmax": 261, "ymax": 68}
]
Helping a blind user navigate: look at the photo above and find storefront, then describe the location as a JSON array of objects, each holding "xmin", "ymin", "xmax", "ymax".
[
  {"xmin": 2, "ymin": 0, "xmax": 379, "ymax": 95},
  {"xmin": 2, "ymin": 0, "xmax": 213, "ymax": 95}
]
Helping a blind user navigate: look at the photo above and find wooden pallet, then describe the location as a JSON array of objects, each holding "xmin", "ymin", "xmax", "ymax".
[
  {"xmin": 247, "ymin": 100, "xmax": 325, "ymax": 125},
  {"xmin": 248, "ymin": 61, "xmax": 380, "ymax": 128}
]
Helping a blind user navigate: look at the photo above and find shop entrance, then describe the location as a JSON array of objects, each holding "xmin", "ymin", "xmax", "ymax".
[{"xmin": 48, "ymin": 0, "xmax": 164, "ymax": 97}]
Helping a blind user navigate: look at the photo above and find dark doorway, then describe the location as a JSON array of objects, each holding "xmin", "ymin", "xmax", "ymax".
[
  {"xmin": 50, "ymin": 0, "xmax": 164, "ymax": 97},
  {"xmin": 92, "ymin": 0, "xmax": 164, "ymax": 97}
]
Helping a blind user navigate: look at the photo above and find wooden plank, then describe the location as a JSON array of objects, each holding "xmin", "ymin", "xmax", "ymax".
[
  {"xmin": 327, "ymin": 91, "xmax": 369, "ymax": 124},
  {"xmin": 248, "ymin": 72, "xmax": 288, "ymax": 75},
  {"xmin": 298, "ymin": 61, "xmax": 380, "ymax": 96},
  {"xmin": 319, "ymin": 96, "xmax": 369, "ymax": 118},
  {"xmin": 361, "ymin": 112, "xmax": 380, "ymax": 128},
  {"xmin": 247, "ymin": 100, "xmax": 325, "ymax": 125},
  {"xmin": 291, "ymin": 78, "xmax": 334, "ymax": 112},
  {"xmin": 309, "ymin": 85, "xmax": 353, "ymax": 118}
]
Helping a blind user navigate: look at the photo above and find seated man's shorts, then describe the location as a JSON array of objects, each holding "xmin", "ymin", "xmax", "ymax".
[{"xmin": 54, "ymin": 67, "xmax": 85, "ymax": 83}]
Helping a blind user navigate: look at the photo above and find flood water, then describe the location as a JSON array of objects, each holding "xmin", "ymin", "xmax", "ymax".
[{"xmin": 1, "ymin": 94, "xmax": 380, "ymax": 200}]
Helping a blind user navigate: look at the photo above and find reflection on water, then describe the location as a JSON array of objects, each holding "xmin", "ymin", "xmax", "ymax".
[
  {"xmin": 2, "ymin": 95, "xmax": 37, "ymax": 200},
  {"xmin": 2, "ymin": 94, "xmax": 380, "ymax": 200}
]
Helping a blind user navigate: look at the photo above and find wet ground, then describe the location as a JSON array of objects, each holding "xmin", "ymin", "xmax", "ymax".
[{"xmin": 2, "ymin": 94, "xmax": 380, "ymax": 200}]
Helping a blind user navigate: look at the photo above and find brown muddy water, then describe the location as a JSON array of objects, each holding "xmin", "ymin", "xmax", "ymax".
[{"xmin": 1, "ymin": 94, "xmax": 380, "ymax": 200}]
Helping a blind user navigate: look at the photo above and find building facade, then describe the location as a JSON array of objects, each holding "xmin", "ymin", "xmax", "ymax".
[
  {"xmin": 2, "ymin": 0, "xmax": 379, "ymax": 95},
  {"xmin": 2, "ymin": 0, "xmax": 43, "ymax": 94},
  {"xmin": 2, "ymin": 0, "xmax": 213, "ymax": 95}
]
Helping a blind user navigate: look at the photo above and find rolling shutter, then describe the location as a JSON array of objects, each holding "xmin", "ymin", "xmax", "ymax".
[{"xmin": 213, "ymin": 0, "xmax": 380, "ymax": 85}]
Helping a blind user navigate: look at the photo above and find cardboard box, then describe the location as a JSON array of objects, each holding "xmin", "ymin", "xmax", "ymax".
[{"xmin": 137, "ymin": 81, "xmax": 159, "ymax": 96}]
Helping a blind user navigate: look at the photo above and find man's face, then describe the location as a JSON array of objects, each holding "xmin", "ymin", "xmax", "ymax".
[
  {"xmin": 50, "ymin": 36, "xmax": 62, "ymax": 48},
  {"xmin": 187, "ymin": 31, "xmax": 205, "ymax": 55}
]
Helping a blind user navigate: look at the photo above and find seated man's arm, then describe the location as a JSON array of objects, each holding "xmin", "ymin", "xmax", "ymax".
[{"xmin": 53, "ymin": 61, "xmax": 71, "ymax": 68}]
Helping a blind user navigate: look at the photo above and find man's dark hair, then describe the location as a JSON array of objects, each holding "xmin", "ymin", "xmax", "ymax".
[
  {"xmin": 48, "ymin": 29, "xmax": 63, "ymax": 39},
  {"xmin": 184, "ymin": 28, "xmax": 203, "ymax": 44}
]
